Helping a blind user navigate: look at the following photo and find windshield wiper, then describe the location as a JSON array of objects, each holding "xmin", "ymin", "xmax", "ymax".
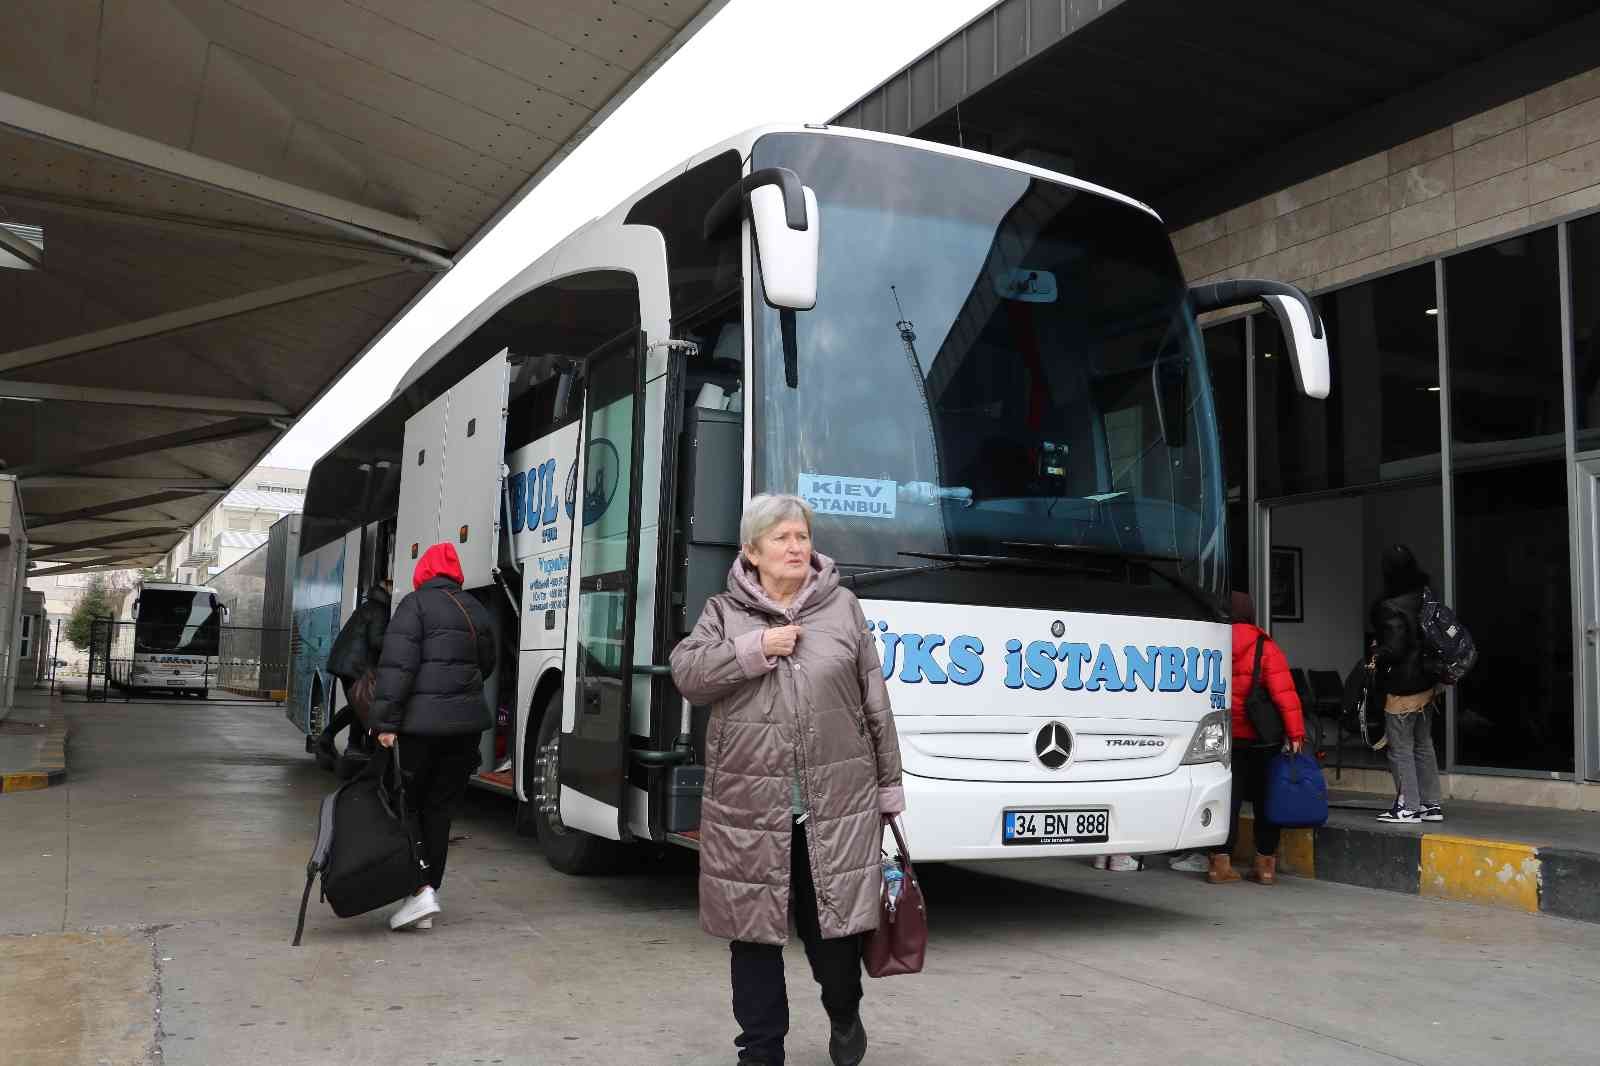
[
  {"xmin": 841, "ymin": 559, "xmax": 960, "ymax": 591},
  {"xmin": 1001, "ymin": 541, "xmax": 1228, "ymax": 622},
  {"xmin": 897, "ymin": 550, "xmax": 1116, "ymax": 576}
]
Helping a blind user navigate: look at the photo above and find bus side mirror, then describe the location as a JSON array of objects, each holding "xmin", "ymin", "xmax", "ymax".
[
  {"xmin": 1260, "ymin": 293, "xmax": 1331, "ymax": 400},
  {"xmin": 748, "ymin": 183, "xmax": 819, "ymax": 311},
  {"xmin": 703, "ymin": 167, "xmax": 820, "ymax": 311},
  {"xmin": 1189, "ymin": 279, "xmax": 1330, "ymax": 399}
]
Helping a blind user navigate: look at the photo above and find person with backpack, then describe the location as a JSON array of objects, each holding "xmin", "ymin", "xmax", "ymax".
[
  {"xmin": 317, "ymin": 578, "xmax": 393, "ymax": 766},
  {"xmin": 369, "ymin": 542, "xmax": 496, "ymax": 931},
  {"xmin": 1371, "ymin": 544, "xmax": 1445, "ymax": 824},
  {"xmin": 1207, "ymin": 591, "xmax": 1305, "ymax": 886}
]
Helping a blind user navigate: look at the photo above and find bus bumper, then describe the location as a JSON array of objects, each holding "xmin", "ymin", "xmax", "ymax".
[{"xmin": 898, "ymin": 762, "xmax": 1231, "ymax": 862}]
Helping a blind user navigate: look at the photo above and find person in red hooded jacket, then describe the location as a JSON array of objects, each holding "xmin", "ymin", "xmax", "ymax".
[
  {"xmin": 1207, "ymin": 591, "xmax": 1305, "ymax": 886},
  {"xmin": 370, "ymin": 542, "xmax": 497, "ymax": 931}
]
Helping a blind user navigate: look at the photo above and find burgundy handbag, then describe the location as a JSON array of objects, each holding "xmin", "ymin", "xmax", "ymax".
[
  {"xmin": 347, "ymin": 670, "xmax": 377, "ymax": 727},
  {"xmin": 862, "ymin": 818, "xmax": 927, "ymax": 977}
]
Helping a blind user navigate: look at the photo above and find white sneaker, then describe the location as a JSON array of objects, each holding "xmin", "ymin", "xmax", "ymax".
[
  {"xmin": 1167, "ymin": 852, "xmax": 1211, "ymax": 873},
  {"xmin": 416, "ymin": 918, "xmax": 433, "ymax": 930},
  {"xmin": 1104, "ymin": 853, "xmax": 1144, "ymax": 872},
  {"xmin": 389, "ymin": 886, "xmax": 440, "ymax": 930}
]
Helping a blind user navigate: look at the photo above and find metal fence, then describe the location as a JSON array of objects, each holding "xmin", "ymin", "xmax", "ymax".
[{"xmin": 85, "ymin": 620, "xmax": 289, "ymax": 703}]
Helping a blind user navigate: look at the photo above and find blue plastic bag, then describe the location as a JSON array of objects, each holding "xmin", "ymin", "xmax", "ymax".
[{"xmin": 1263, "ymin": 751, "xmax": 1329, "ymax": 828}]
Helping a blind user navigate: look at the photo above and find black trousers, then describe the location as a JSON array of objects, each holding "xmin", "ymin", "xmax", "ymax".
[
  {"xmin": 730, "ymin": 822, "xmax": 864, "ymax": 1066},
  {"xmin": 397, "ymin": 733, "xmax": 480, "ymax": 891},
  {"xmin": 1212, "ymin": 744, "xmax": 1282, "ymax": 858},
  {"xmin": 321, "ymin": 680, "xmax": 369, "ymax": 751}
]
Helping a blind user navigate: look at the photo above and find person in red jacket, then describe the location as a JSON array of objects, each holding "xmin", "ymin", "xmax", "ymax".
[{"xmin": 1208, "ymin": 591, "xmax": 1306, "ymax": 886}]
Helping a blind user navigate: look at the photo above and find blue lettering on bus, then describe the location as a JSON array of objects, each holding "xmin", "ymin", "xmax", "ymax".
[{"xmin": 871, "ymin": 620, "xmax": 1223, "ymax": 697}]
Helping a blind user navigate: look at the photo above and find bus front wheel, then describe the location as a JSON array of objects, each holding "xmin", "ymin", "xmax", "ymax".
[{"xmin": 530, "ymin": 698, "xmax": 617, "ymax": 875}]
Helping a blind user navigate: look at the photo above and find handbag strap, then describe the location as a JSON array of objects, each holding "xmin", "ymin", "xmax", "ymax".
[
  {"xmin": 887, "ymin": 816, "xmax": 915, "ymax": 875},
  {"xmin": 441, "ymin": 588, "xmax": 478, "ymax": 642},
  {"xmin": 1249, "ymin": 632, "xmax": 1267, "ymax": 691}
]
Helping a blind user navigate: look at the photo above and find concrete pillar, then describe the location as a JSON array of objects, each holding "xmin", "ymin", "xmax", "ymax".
[{"xmin": 0, "ymin": 475, "xmax": 29, "ymax": 718}]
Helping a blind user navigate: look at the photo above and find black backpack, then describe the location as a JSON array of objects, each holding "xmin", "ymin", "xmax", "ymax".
[
  {"xmin": 293, "ymin": 743, "xmax": 425, "ymax": 945},
  {"xmin": 1419, "ymin": 587, "xmax": 1477, "ymax": 684}
]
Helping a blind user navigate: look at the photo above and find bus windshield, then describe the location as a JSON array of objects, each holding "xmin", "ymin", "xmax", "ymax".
[
  {"xmin": 749, "ymin": 133, "xmax": 1226, "ymax": 608},
  {"xmin": 136, "ymin": 589, "xmax": 222, "ymax": 656}
]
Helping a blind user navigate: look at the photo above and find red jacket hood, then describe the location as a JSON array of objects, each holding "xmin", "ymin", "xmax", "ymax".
[{"xmin": 413, "ymin": 542, "xmax": 464, "ymax": 590}]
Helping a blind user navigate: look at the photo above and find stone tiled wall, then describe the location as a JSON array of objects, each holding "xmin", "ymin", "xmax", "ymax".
[{"xmin": 1173, "ymin": 66, "xmax": 1600, "ymax": 292}]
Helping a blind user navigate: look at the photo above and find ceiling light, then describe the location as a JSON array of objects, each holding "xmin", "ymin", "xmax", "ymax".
[
  {"xmin": 1425, "ymin": 308, "xmax": 1439, "ymax": 316},
  {"xmin": 0, "ymin": 395, "xmax": 44, "ymax": 403},
  {"xmin": 1427, "ymin": 386, "xmax": 1441, "ymax": 392},
  {"xmin": 1262, "ymin": 352, "xmax": 1273, "ymax": 359}
]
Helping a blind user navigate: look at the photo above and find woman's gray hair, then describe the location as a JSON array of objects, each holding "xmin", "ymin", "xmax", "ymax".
[{"xmin": 739, "ymin": 493, "xmax": 814, "ymax": 548}]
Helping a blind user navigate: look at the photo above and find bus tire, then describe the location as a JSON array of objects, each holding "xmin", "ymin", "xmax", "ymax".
[
  {"xmin": 531, "ymin": 698, "xmax": 617, "ymax": 875},
  {"xmin": 513, "ymin": 688, "xmax": 550, "ymax": 839},
  {"xmin": 199, "ymin": 688, "xmax": 209, "ymax": 701}
]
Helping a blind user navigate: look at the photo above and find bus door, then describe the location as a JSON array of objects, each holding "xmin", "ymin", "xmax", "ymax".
[{"xmin": 559, "ymin": 331, "xmax": 647, "ymax": 840}]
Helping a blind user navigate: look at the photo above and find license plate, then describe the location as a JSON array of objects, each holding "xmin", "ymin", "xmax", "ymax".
[{"xmin": 1003, "ymin": 808, "xmax": 1110, "ymax": 845}]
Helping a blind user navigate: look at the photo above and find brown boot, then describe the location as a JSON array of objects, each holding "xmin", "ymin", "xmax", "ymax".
[
  {"xmin": 1246, "ymin": 855, "xmax": 1278, "ymax": 885},
  {"xmin": 1206, "ymin": 853, "xmax": 1242, "ymax": 883}
]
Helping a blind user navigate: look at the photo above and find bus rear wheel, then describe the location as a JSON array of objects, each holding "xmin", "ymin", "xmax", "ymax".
[{"xmin": 530, "ymin": 698, "xmax": 617, "ymax": 875}]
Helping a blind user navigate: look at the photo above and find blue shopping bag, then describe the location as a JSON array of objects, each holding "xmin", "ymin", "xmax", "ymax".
[{"xmin": 1262, "ymin": 751, "xmax": 1329, "ymax": 828}]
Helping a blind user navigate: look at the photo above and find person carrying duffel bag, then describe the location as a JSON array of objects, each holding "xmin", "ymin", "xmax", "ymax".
[{"xmin": 1205, "ymin": 591, "xmax": 1306, "ymax": 887}]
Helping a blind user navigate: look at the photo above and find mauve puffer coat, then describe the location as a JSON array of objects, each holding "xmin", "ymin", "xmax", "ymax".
[{"xmin": 670, "ymin": 552, "xmax": 903, "ymax": 945}]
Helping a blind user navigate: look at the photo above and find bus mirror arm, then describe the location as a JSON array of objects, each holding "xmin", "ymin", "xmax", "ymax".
[
  {"xmin": 704, "ymin": 167, "xmax": 819, "ymax": 312},
  {"xmin": 1188, "ymin": 279, "xmax": 1330, "ymax": 400}
]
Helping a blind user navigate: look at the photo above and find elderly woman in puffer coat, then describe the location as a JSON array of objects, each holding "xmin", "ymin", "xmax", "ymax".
[{"xmin": 670, "ymin": 493, "xmax": 904, "ymax": 1066}]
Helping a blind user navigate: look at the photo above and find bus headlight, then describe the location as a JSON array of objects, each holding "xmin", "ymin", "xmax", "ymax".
[{"xmin": 1181, "ymin": 710, "xmax": 1231, "ymax": 768}]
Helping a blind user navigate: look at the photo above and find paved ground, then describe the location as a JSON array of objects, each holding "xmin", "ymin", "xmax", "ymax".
[{"xmin": 4, "ymin": 698, "xmax": 1600, "ymax": 1066}]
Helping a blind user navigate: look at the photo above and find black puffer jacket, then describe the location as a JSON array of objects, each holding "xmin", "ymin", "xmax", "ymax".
[
  {"xmin": 1371, "ymin": 545, "xmax": 1436, "ymax": 697},
  {"xmin": 370, "ymin": 547, "xmax": 497, "ymax": 736},
  {"xmin": 325, "ymin": 584, "xmax": 391, "ymax": 683},
  {"xmin": 1371, "ymin": 590, "xmax": 1435, "ymax": 696}
]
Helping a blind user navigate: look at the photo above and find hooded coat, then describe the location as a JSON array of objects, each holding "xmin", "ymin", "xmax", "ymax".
[
  {"xmin": 325, "ymin": 583, "xmax": 391, "ymax": 684},
  {"xmin": 669, "ymin": 553, "xmax": 903, "ymax": 946},
  {"xmin": 1371, "ymin": 545, "xmax": 1435, "ymax": 697},
  {"xmin": 370, "ymin": 543, "xmax": 497, "ymax": 737}
]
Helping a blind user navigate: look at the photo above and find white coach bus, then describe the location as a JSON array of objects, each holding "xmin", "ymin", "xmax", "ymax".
[
  {"xmin": 295, "ymin": 125, "xmax": 1329, "ymax": 872},
  {"xmin": 112, "ymin": 580, "xmax": 227, "ymax": 698}
]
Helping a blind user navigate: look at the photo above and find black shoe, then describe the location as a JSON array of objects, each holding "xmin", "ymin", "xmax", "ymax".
[
  {"xmin": 313, "ymin": 732, "xmax": 338, "ymax": 770},
  {"xmin": 829, "ymin": 1016, "xmax": 867, "ymax": 1066}
]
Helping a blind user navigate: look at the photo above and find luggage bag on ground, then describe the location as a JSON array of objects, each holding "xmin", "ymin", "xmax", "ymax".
[{"xmin": 293, "ymin": 742, "xmax": 425, "ymax": 945}]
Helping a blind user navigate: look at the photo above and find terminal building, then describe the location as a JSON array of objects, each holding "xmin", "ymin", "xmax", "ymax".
[{"xmin": 834, "ymin": 0, "xmax": 1600, "ymax": 803}]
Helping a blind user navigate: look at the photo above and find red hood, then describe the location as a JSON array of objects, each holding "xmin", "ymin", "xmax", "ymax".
[{"xmin": 413, "ymin": 542, "xmax": 464, "ymax": 590}]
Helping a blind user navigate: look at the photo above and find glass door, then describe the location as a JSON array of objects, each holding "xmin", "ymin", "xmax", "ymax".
[
  {"xmin": 1575, "ymin": 457, "xmax": 1600, "ymax": 781},
  {"xmin": 560, "ymin": 332, "xmax": 646, "ymax": 837}
]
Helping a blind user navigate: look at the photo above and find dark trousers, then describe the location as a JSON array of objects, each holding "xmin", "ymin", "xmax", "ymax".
[
  {"xmin": 730, "ymin": 822, "xmax": 863, "ymax": 1066},
  {"xmin": 321, "ymin": 680, "xmax": 369, "ymax": 752},
  {"xmin": 1212, "ymin": 744, "xmax": 1282, "ymax": 857},
  {"xmin": 397, "ymin": 733, "xmax": 480, "ymax": 891}
]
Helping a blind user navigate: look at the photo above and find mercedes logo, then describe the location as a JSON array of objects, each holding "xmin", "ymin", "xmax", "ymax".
[{"xmin": 1035, "ymin": 721, "xmax": 1072, "ymax": 770}]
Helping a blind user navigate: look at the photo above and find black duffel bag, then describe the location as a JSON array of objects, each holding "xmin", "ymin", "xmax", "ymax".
[{"xmin": 293, "ymin": 741, "xmax": 425, "ymax": 945}]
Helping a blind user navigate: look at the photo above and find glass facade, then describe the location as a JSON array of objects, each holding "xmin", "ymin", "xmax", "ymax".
[{"xmin": 1205, "ymin": 211, "xmax": 1599, "ymax": 779}]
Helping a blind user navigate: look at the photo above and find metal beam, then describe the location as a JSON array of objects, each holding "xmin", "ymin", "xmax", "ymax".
[
  {"xmin": 0, "ymin": 186, "xmax": 421, "ymax": 265},
  {"xmin": 0, "ymin": 380, "xmax": 289, "ymax": 416},
  {"xmin": 3, "ymin": 418, "xmax": 274, "ymax": 479},
  {"xmin": 0, "ymin": 89, "xmax": 454, "ymax": 267},
  {"xmin": 20, "ymin": 475, "xmax": 230, "ymax": 490},
  {"xmin": 0, "ymin": 222, "xmax": 42, "ymax": 269},
  {"xmin": 23, "ymin": 490, "xmax": 215, "ymax": 529},
  {"xmin": 31, "ymin": 527, "xmax": 183, "ymax": 559},
  {"xmin": 0, "ymin": 266, "xmax": 407, "ymax": 373},
  {"xmin": 29, "ymin": 554, "xmax": 162, "ymax": 579}
]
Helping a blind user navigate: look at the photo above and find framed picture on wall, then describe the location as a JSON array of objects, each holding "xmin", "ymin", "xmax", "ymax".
[{"xmin": 1270, "ymin": 546, "xmax": 1303, "ymax": 622}]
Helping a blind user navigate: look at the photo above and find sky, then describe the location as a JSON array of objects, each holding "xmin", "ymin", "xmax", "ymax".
[{"xmin": 263, "ymin": 0, "xmax": 992, "ymax": 470}]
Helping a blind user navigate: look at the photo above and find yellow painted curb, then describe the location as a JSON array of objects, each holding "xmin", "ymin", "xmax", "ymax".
[
  {"xmin": 1421, "ymin": 834, "xmax": 1540, "ymax": 913},
  {"xmin": 1, "ymin": 772, "xmax": 49, "ymax": 793},
  {"xmin": 1232, "ymin": 815, "xmax": 1315, "ymax": 877}
]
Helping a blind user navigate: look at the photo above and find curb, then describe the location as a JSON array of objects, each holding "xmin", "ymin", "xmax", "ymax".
[
  {"xmin": 1236, "ymin": 814, "xmax": 1593, "ymax": 923},
  {"xmin": 0, "ymin": 700, "xmax": 68, "ymax": 795}
]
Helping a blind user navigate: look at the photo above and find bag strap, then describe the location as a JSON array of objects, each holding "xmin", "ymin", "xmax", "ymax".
[
  {"xmin": 442, "ymin": 588, "xmax": 477, "ymax": 642},
  {"xmin": 1250, "ymin": 632, "xmax": 1267, "ymax": 690},
  {"xmin": 292, "ymin": 863, "xmax": 315, "ymax": 946},
  {"xmin": 887, "ymin": 816, "xmax": 914, "ymax": 875}
]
